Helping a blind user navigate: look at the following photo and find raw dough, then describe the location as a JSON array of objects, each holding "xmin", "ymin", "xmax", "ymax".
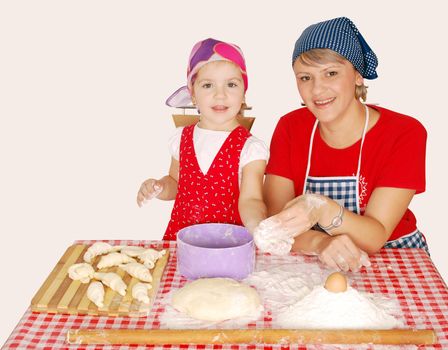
[
  {"xmin": 94, "ymin": 272, "xmax": 127, "ymax": 296},
  {"xmin": 97, "ymin": 252, "xmax": 136, "ymax": 269},
  {"xmin": 137, "ymin": 248, "xmax": 166, "ymax": 268},
  {"xmin": 172, "ymin": 278, "xmax": 262, "ymax": 322},
  {"xmin": 83, "ymin": 242, "xmax": 121, "ymax": 263},
  {"xmin": 132, "ymin": 282, "xmax": 152, "ymax": 304},
  {"xmin": 87, "ymin": 281, "xmax": 105, "ymax": 308},
  {"xmin": 119, "ymin": 262, "xmax": 152, "ymax": 282},
  {"xmin": 120, "ymin": 246, "xmax": 147, "ymax": 257},
  {"xmin": 68, "ymin": 263, "xmax": 95, "ymax": 283}
]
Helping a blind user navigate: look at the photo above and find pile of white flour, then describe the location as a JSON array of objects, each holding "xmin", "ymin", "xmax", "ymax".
[{"xmin": 245, "ymin": 256, "xmax": 404, "ymax": 329}]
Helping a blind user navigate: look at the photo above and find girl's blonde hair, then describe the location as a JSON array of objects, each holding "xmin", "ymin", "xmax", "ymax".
[{"xmin": 297, "ymin": 49, "xmax": 368, "ymax": 102}]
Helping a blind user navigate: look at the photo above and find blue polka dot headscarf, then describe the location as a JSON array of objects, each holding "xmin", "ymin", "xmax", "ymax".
[{"xmin": 292, "ymin": 17, "xmax": 378, "ymax": 79}]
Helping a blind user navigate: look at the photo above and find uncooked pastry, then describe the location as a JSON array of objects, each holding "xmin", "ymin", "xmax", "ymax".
[
  {"xmin": 94, "ymin": 272, "xmax": 127, "ymax": 296},
  {"xmin": 120, "ymin": 246, "xmax": 147, "ymax": 257},
  {"xmin": 83, "ymin": 242, "xmax": 121, "ymax": 263},
  {"xmin": 132, "ymin": 282, "xmax": 152, "ymax": 303},
  {"xmin": 137, "ymin": 248, "xmax": 166, "ymax": 268},
  {"xmin": 87, "ymin": 281, "xmax": 105, "ymax": 307},
  {"xmin": 97, "ymin": 252, "xmax": 136, "ymax": 269},
  {"xmin": 172, "ymin": 278, "xmax": 262, "ymax": 322},
  {"xmin": 119, "ymin": 262, "xmax": 152, "ymax": 282},
  {"xmin": 67, "ymin": 263, "xmax": 95, "ymax": 283}
]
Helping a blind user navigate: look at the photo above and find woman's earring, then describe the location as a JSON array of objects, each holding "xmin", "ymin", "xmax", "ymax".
[{"xmin": 301, "ymin": 101, "xmax": 306, "ymax": 106}]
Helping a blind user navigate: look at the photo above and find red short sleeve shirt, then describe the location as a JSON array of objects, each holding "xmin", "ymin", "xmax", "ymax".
[{"xmin": 266, "ymin": 105, "xmax": 427, "ymax": 240}]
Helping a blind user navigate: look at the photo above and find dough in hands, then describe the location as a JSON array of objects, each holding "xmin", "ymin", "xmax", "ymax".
[
  {"xmin": 119, "ymin": 262, "xmax": 152, "ymax": 282},
  {"xmin": 83, "ymin": 242, "xmax": 121, "ymax": 263},
  {"xmin": 97, "ymin": 252, "xmax": 136, "ymax": 269},
  {"xmin": 94, "ymin": 272, "xmax": 127, "ymax": 296},
  {"xmin": 87, "ymin": 281, "xmax": 105, "ymax": 308},
  {"xmin": 120, "ymin": 246, "xmax": 147, "ymax": 257},
  {"xmin": 172, "ymin": 278, "xmax": 263, "ymax": 322},
  {"xmin": 68, "ymin": 263, "xmax": 95, "ymax": 283},
  {"xmin": 132, "ymin": 282, "xmax": 152, "ymax": 304},
  {"xmin": 137, "ymin": 248, "xmax": 166, "ymax": 268}
]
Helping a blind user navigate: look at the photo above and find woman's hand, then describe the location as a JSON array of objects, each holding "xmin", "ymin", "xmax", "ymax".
[
  {"xmin": 253, "ymin": 194, "xmax": 328, "ymax": 255},
  {"xmin": 271, "ymin": 194, "xmax": 327, "ymax": 236},
  {"xmin": 137, "ymin": 178, "xmax": 163, "ymax": 207},
  {"xmin": 311, "ymin": 234, "xmax": 371, "ymax": 272}
]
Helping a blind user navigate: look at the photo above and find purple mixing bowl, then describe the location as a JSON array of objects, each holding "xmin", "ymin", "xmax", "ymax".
[{"xmin": 176, "ymin": 223, "xmax": 255, "ymax": 280}]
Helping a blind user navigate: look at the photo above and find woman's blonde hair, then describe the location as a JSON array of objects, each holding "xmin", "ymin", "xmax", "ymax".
[{"xmin": 297, "ymin": 49, "xmax": 368, "ymax": 102}]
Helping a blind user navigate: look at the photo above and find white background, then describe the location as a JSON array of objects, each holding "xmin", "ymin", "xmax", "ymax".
[{"xmin": 1, "ymin": 0, "xmax": 447, "ymax": 346}]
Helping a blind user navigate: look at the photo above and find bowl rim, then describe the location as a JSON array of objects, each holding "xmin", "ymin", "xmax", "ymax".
[{"xmin": 176, "ymin": 223, "xmax": 254, "ymax": 251}]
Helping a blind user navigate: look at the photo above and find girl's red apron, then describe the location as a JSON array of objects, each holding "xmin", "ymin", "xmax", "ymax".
[{"xmin": 163, "ymin": 124, "xmax": 250, "ymax": 240}]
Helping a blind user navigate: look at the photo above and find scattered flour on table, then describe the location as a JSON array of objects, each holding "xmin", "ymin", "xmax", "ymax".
[
  {"xmin": 245, "ymin": 257, "xmax": 404, "ymax": 329},
  {"xmin": 160, "ymin": 255, "xmax": 404, "ymax": 332}
]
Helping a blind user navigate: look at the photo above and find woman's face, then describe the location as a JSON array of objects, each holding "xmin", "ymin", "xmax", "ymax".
[{"xmin": 293, "ymin": 56, "xmax": 363, "ymax": 123}]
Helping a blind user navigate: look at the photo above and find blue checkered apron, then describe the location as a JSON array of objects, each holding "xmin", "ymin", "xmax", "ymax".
[
  {"xmin": 303, "ymin": 105, "xmax": 427, "ymax": 251},
  {"xmin": 383, "ymin": 229, "xmax": 429, "ymax": 253}
]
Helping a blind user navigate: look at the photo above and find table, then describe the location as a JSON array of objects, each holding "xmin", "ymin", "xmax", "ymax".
[{"xmin": 2, "ymin": 240, "xmax": 447, "ymax": 349}]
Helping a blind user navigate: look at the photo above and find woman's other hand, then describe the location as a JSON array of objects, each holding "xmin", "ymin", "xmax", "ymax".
[{"xmin": 310, "ymin": 234, "xmax": 371, "ymax": 272}]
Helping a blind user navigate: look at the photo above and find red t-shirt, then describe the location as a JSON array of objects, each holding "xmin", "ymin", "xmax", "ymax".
[{"xmin": 266, "ymin": 105, "xmax": 427, "ymax": 241}]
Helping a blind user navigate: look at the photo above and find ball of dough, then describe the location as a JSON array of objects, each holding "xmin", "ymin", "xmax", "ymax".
[{"xmin": 172, "ymin": 278, "xmax": 262, "ymax": 322}]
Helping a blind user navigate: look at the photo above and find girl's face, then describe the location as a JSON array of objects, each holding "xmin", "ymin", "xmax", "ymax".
[
  {"xmin": 192, "ymin": 61, "xmax": 245, "ymax": 131},
  {"xmin": 293, "ymin": 57, "xmax": 363, "ymax": 124}
]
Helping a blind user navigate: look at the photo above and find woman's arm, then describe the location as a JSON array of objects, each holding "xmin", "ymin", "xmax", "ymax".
[
  {"xmin": 238, "ymin": 160, "xmax": 268, "ymax": 233},
  {"xmin": 264, "ymin": 174, "xmax": 415, "ymax": 270},
  {"xmin": 336, "ymin": 187, "xmax": 415, "ymax": 253},
  {"xmin": 275, "ymin": 187, "xmax": 415, "ymax": 254}
]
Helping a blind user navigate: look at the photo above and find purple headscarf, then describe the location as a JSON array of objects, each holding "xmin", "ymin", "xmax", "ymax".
[{"xmin": 166, "ymin": 38, "xmax": 248, "ymax": 108}]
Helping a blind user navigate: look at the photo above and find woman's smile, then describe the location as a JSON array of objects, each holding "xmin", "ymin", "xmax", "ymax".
[{"xmin": 314, "ymin": 97, "xmax": 336, "ymax": 108}]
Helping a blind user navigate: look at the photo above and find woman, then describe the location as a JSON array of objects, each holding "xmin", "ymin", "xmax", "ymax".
[{"xmin": 259, "ymin": 17, "xmax": 427, "ymax": 272}]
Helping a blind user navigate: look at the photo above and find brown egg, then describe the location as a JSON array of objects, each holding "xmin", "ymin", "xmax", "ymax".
[{"xmin": 324, "ymin": 272, "xmax": 348, "ymax": 293}]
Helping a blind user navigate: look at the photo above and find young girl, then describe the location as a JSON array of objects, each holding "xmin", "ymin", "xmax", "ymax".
[
  {"xmin": 258, "ymin": 17, "xmax": 427, "ymax": 271},
  {"xmin": 137, "ymin": 38, "xmax": 268, "ymax": 240}
]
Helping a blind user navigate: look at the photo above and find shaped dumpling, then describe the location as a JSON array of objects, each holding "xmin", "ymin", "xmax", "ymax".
[
  {"xmin": 97, "ymin": 252, "xmax": 136, "ymax": 269},
  {"xmin": 68, "ymin": 263, "xmax": 95, "ymax": 283},
  {"xmin": 119, "ymin": 262, "xmax": 152, "ymax": 282},
  {"xmin": 83, "ymin": 242, "xmax": 121, "ymax": 263},
  {"xmin": 137, "ymin": 248, "xmax": 166, "ymax": 269},
  {"xmin": 94, "ymin": 272, "xmax": 127, "ymax": 296},
  {"xmin": 120, "ymin": 246, "xmax": 147, "ymax": 257},
  {"xmin": 132, "ymin": 282, "xmax": 152, "ymax": 304},
  {"xmin": 87, "ymin": 281, "xmax": 105, "ymax": 308}
]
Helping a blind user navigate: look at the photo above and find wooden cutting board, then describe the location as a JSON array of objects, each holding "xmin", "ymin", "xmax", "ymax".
[{"xmin": 31, "ymin": 244, "xmax": 169, "ymax": 317}]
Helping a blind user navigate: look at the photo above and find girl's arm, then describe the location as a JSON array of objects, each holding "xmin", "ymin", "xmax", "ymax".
[
  {"xmin": 137, "ymin": 158, "xmax": 179, "ymax": 205},
  {"xmin": 238, "ymin": 160, "xmax": 267, "ymax": 233},
  {"xmin": 264, "ymin": 174, "xmax": 296, "ymax": 216},
  {"xmin": 155, "ymin": 157, "xmax": 179, "ymax": 200}
]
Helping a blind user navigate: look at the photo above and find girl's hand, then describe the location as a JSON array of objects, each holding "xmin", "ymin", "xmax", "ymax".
[
  {"xmin": 137, "ymin": 179, "xmax": 163, "ymax": 207},
  {"xmin": 312, "ymin": 234, "xmax": 371, "ymax": 272}
]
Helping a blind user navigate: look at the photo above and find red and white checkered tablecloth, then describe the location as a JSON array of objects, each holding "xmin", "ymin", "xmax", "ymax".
[{"xmin": 2, "ymin": 240, "xmax": 447, "ymax": 350}]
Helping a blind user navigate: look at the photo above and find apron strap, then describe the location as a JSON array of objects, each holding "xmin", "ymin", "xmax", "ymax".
[{"xmin": 302, "ymin": 104, "xmax": 370, "ymax": 195}]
